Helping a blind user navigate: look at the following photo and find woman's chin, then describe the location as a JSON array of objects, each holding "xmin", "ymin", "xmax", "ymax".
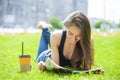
[{"xmin": 69, "ymin": 41, "xmax": 77, "ymax": 45}]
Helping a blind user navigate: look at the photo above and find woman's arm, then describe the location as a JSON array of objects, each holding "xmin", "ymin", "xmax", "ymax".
[
  {"xmin": 50, "ymin": 32, "xmax": 61, "ymax": 65},
  {"xmin": 50, "ymin": 30, "xmax": 63, "ymax": 65}
]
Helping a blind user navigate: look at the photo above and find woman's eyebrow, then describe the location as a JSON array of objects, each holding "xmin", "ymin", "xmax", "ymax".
[
  {"xmin": 75, "ymin": 33, "xmax": 81, "ymax": 36},
  {"xmin": 68, "ymin": 31, "xmax": 73, "ymax": 34}
]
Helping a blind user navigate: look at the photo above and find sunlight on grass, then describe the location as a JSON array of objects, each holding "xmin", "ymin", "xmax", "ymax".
[{"xmin": 0, "ymin": 32, "xmax": 120, "ymax": 80}]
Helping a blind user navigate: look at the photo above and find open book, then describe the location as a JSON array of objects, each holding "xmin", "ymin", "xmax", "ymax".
[{"xmin": 45, "ymin": 58, "xmax": 104, "ymax": 74}]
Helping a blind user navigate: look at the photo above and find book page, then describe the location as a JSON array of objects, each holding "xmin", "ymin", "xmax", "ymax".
[
  {"xmin": 45, "ymin": 58, "xmax": 104, "ymax": 74},
  {"xmin": 46, "ymin": 58, "xmax": 64, "ymax": 70}
]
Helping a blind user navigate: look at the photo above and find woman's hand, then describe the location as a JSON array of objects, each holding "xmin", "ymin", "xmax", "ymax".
[{"xmin": 38, "ymin": 61, "xmax": 46, "ymax": 71}]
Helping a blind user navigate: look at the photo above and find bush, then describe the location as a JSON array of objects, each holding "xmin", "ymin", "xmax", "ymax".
[
  {"xmin": 105, "ymin": 21, "xmax": 112, "ymax": 28},
  {"xmin": 94, "ymin": 21, "xmax": 103, "ymax": 29},
  {"xmin": 94, "ymin": 20, "xmax": 112, "ymax": 29},
  {"xmin": 117, "ymin": 23, "xmax": 120, "ymax": 28},
  {"xmin": 49, "ymin": 17, "xmax": 63, "ymax": 29}
]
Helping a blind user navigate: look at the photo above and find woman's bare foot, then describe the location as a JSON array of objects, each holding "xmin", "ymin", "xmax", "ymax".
[{"xmin": 37, "ymin": 21, "xmax": 52, "ymax": 29}]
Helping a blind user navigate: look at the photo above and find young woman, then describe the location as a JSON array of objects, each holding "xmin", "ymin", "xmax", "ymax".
[{"xmin": 36, "ymin": 11, "xmax": 94, "ymax": 71}]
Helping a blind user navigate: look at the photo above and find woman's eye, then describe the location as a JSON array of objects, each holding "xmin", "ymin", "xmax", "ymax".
[{"xmin": 68, "ymin": 31, "xmax": 73, "ymax": 35}]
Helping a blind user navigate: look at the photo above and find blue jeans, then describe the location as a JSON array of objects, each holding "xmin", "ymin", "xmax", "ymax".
[{"xmin": 36, "ymin": 28, "xmax": 51, "ymax": 62}]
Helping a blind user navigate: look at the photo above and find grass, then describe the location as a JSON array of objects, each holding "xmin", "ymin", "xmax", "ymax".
[{"xmin": 0, "ymin": 31, "xmax": 120, "ymax": 80}]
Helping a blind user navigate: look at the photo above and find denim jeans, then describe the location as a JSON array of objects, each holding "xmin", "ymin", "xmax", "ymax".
[{"xmin": 36, "ymin": 28, "xmax": 51, "ymax": 62}]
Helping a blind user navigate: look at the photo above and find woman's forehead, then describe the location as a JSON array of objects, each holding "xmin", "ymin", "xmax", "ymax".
[{"xmin": 67, "ymin": 26, "xmax": 81, "ymax": 35}]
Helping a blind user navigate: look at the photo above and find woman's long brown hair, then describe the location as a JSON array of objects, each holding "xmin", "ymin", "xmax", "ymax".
[{"xmin": 63, "ymin": 11, "xmax": 94, "ymax": 70}]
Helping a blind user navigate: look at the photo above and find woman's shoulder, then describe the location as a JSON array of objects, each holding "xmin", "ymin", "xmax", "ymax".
[
  {"xmin": 51, "ymin": 30, "xmax": 63, "ymax": 38},
  {"xmin": 50, "ymin": 30, "xmax": 64, "ymax": 46}
]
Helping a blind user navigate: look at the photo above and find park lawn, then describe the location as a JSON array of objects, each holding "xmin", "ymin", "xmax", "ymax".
[{"xmin": 0, "ymin": 32, "xmax": 120, "ymax": 80}]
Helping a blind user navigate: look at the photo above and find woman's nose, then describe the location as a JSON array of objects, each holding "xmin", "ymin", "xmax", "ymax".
[{"xmin": 72, "ymin": 36, "xmax": 76, "ymax": 42}]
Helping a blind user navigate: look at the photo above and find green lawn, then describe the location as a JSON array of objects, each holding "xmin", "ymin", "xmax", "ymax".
[{"xmin": 0, "ymin": 32, "xmax": 120, "ymax": 80}]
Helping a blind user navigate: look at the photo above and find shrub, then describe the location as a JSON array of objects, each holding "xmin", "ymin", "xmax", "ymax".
[
  {"xmin": 94, "ymin": 20, "xmax": 112, "ymax": 29},
  {"xmin": 105, "ymin": 21, "xmax": 112, "ymax": 28},
  {"xmin": 117, "ymin": 23, "xmax": 120, "ymax": 28},
  {"xmin": 94, "ymin": 21, "xmax": 103, "ymax": 29},
  {"xmin": 49, "ymin": 17, "xmax": 63, "ymax": 29}
]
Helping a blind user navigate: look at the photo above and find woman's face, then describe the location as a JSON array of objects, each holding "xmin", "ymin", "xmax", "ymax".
[{"xmin": 66, "ymin": 25, "xmax": 81, "ymax": 45}]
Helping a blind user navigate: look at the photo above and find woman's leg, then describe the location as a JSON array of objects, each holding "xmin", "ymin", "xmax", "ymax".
[{"xmin": 37, "ymin": 28, "xmax": 51, "ymax": 58}]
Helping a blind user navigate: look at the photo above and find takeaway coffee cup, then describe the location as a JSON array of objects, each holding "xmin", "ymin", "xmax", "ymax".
[
  {"xmin": 19, "ymin": 42, "xmax": 31, "ymax": 72},
  {"xmin": 19, "ymin": 55, "xmax": 31, "ymax": 72}
]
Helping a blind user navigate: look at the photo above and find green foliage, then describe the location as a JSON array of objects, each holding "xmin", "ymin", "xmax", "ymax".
[
  {"xmin": 94, "ymin": 21, "xmax": 103, "ymax": 28},
  {"xmin": 117, "ymin": 23, "xmax": 120, "ymax": 28},
  {"xmin": 94, "ymin": 20, "xmax": 112, "ymax": 28},
  {"xmin": 105, "ymin": 21, "xmax": 112, "ymax": 28},
  {"xmin": 49, "ymin": 17, "xmax": 63, "ymax": 29},
  {"xmin": 0, "ymin": 32, "xmax": 120, "ymax": 80}
]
